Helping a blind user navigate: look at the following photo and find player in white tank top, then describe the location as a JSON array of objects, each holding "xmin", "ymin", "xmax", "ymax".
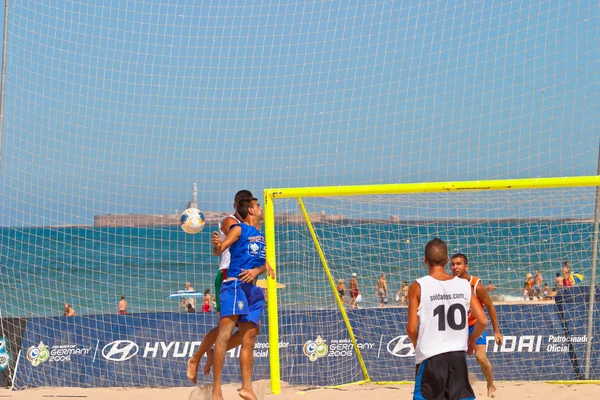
[
  {"xmin": 217, "ymin": 214, "xmax": 240, "ymax": 271},
  {"xmin": 414, "ymin": 275, "xmax": 472, "ymax": 364},
  {"xmin": 407, "ymin": 238, "xmax": 488, "ymax": 400}
]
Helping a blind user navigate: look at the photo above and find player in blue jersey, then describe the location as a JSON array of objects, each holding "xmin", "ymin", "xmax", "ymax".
[
  {"xmin": 210, "ymin": 197, "xmax": 274, "ymax": 400},
  {"xmin": 187, "ymin": 190, "xmax": 256, "ymax": 384}
]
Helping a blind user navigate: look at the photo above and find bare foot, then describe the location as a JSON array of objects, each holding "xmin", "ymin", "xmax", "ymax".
[
  {"xmin": 239, "ymin": 388, "xmax": 257, "ymax": 400},
  {"xmin": 212, "ymin": 387, "xmax": 225, "ymax": 400},
  {"xmin": 203, "ymin": 348, "xmax": 214, "ymax": 376},
  {"xmin": 488, "ymin": 384, "xmax": 497, "ymax": 398},
  {"xmin": 187, "ymin": 357, "xmax": 200, "ymax": 384}
]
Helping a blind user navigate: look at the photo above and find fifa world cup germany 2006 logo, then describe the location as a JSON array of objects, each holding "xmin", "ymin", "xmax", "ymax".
[
  {"xmin": 303, "ymin": 336, "xmax": 329, "ymax": 362},
  {"xmin": 26, "ymin": 342, "xmax": 50, "ymax": 367}
]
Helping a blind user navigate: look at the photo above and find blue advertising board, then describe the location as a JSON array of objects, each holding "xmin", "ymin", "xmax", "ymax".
[
  {"xmin": 554, "ymin": 285, "xmax": 600, "ymax": 380},
  {"xmin": 13, "ymin": 298, "xmax": 599, "ymax": 389}
]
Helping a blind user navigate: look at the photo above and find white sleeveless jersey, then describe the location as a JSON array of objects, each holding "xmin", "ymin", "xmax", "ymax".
[
  {"xmin": 415, "ymin": 276, "xmax": 472, "ymax": 364},
  {"xmin": 217, "ymin": 214, "xmax": 240, "ymax": 270}
]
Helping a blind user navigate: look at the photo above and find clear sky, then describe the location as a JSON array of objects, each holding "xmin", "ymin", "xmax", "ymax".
[{"xmin": 0, "ymin": 1, "xmax": 598, "ymax": 226}]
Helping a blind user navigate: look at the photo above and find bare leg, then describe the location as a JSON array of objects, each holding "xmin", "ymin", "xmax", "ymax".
[
  {"xmin": 475, "ymin": 345, "xmax": 496, "ymax": 398},
  {"xmin": 237, "ymin": 322, "xmax": 259, "ymax": 400},
  {"xmin": 212, "ymin": 316, "xmax": 238, "ymax": 400},
  {"xmin": 187, "ymin": 326, "xmax": 219, "ymax": 383},
  {"xmin": 202, "ymin": 328, "xmax": 248, "ymax": 376}
]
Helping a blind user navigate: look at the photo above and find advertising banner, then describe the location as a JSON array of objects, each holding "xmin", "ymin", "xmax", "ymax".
[
  {"xmin": 13, "ymin": 301, "xmax": 597, "ymax": 388},
  {"xmin": 0, "ymin": 318, "xmax": 26, "ymax": 388}
]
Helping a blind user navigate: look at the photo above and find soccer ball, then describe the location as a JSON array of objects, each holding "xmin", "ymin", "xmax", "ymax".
[{"xmin": 180, "ymin": 208, "xmax": 205, "ymax": 234}]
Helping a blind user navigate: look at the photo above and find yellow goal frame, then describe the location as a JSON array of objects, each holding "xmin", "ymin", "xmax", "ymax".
[{"xmin": 263, "ymin": 176, "xmax": 600, "ymax": 394}]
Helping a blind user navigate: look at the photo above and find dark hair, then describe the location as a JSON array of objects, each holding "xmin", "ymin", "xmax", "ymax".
[
  {"xmin": 237, "ymin": 198, "xmax": 258, "ymax": 219},
  {"xmin": 187, "ymin": 303, "xmax": 193, "ymax": 310},
  {"xmin": 234, "ymin": 190, "xmax": 254, "ymax": 206},
  {"xmin": 204, "ymin": 289, "xmax": 210, "ymax": 295},
  {"xmin": 564, "ymin": 261, "xmax": 569, "ymax": 266},
  {"xmin": 556, "ymin": 272, "xmax": 561, "ymax": 277},
  {"xmin": 121, "ymin": 295, "xmax": 125, "ymax": 300},
  {"xmin": 424, "ymin": 238, "xmax": 448, "ymax": 267},
  {"xmin": 451, "ymin": 253, "xmax": 468, "ymax": 265}
]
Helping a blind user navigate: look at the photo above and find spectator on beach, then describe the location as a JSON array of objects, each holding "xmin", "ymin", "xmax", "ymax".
[
  {"xmin": 563, "ymin": 261, "xmax": 570, "ymax": 278},
  {"xmin": 563, "ymin": 271, "xmax": 573, "ymax": 288},
  {"xmin": 202, "ymin": 289, "xmax": 212, "ymax": 313},
  {"xmin": 349, "ymin": 273, "xmax": 360, "ymax": 309},
  {"xmin": 376, "ymin": 273, "xmax": 388, "ymax": 307},
  {"xmin": 542, "ymin": 283, "xmax": 550, "ymax": 300},
  {"xmin": 396, "ymin": 281, "xmax": 409, "ymax": 306},
  {"xmin": 187, "ymin": 303, "xmax": 196, "ymax": 313},
  {"xmin": 336, "ymin": 279, "xmax": 347, "ymax": 306},
  {"xmin": 180, "ymin": 282, "xmax": 196, "ymax": 309},
  {"xmin": 548, "ymin": 287, "xmax": 558, "ymax": 299},
  {"xmin": 64, "ymin": 303, "xmax": 76, "ymax": 317},
  {"xmin": 486, "ymin": 281, "xmax": 496, "ymax": 293},
  {"xmin": 532, "ymin": 271, "xmax": 543, "ymax": 300},
  {"xmin": 118, "ymin": 295, "xmax": 127, "ymax": 315},
  {"xmin": 525, "ymin": 273, "xmax": 535, "ymax": 300},
  {"xmin": 555, "ymin": 272, "xmax": 564, "ymax": 289}
]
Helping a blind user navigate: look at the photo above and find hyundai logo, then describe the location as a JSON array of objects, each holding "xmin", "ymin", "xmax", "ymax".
[
  {"xmin": 102, "ymin": 340, "xmax": 139, "ymax": 362},
  {"xmin": 387, "ymin": 335, "xmax": 415, "ymax": 358}
]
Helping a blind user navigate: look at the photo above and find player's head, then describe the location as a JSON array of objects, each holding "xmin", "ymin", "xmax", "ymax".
[
  {"xmin": 237, "ymin": 197, "xmax": 262, "ymax": 221},
  {"xmin": 234, "ymin": 190, "xmax": 254, "ymax": 209},
  {"xmin": 450, "ymin": 253, "xmax": 468, "ymax": 278},
  {"xmin": 424, "ymin": 238, "xmax": 448, "ymax": 269}
]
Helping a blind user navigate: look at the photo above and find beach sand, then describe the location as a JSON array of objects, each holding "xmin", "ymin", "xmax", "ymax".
[{"xmin": 2, "ymin": 381, "xmax": 599, "ymax": 400}]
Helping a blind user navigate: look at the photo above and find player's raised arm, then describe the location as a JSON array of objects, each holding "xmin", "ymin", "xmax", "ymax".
[
  {"xmin": 406, "ymin": 281, "xmax": 421, "ymax": 348},
  {"xmin": 475, "ymin": 280, "xmax": 503, "ymax": 346},
  {"xmin": 468, "ymin": 292, "xmax": 487, "ymax": 353},
  {"xmin": 212, "ymin": 225, "xmax": 242, "ymax": 256}
]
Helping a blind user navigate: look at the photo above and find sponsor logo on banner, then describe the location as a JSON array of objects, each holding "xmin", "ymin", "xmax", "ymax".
[
  {"xmin": 486, "ymin": 335, "xmax": 593, "ymax": 353},
  {"xmin": 303, "ymin": 336, "xmax": 329, "ymax": 362},
  {"xmin": 303, "ymin": 336, "xmax": 375, "ymax": 361},
  {"xmin": 253, "ymin": 341, "xmax": 289, "ymax": 358},
  {"xmin": 384, "ymin": 334, "xmax": 594, "ymax": 358},
  {"xmin": 100, "ymin": 340, "xmax": 289, "ymax": 362},
  {"xmin": 26, "ymin": 341, "xmax": 92, "ymax": 366},
  {"xmin": 387, "ymin": 335, "xmax": 415, "ymax": 358},
  {"xmin": 0, "ymin": 338, "xmax": 11, "ymax": 370},
  {"xmin": 102, "ymin": 340, "xmax": 139, "ymax": 362}
]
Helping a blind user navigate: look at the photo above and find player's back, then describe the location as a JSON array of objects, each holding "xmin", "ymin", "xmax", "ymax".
[{"xmin": 415, "ymin": 275, "xmax": 472, "ymax": 364}]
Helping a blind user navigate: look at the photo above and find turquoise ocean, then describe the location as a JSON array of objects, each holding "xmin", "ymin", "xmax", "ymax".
[{"xmin": 0, "ymin": 221, "xmax": 595, "ymax": 317}]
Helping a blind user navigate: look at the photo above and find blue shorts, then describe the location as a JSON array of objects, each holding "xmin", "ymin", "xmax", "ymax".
[
  {"xmin": 468, "ymin": 325, "xmax": 487, "ymax": 346},
  {"xmin": 219, "ymin": 280, "xmax": 265, "ymax": 326}
]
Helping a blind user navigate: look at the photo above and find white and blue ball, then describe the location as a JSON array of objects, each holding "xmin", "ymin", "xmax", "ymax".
[{"xmin": 180, "ymin": 208, "xmax": 205, "ymax": 234}]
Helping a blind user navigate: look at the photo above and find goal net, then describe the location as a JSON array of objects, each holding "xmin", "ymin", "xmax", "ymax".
[
  {"xmin": 0, "ymin": 0, "xmax": 597, "ymax": 394},
  {"xmin": 264, "ymin": 179, "xmax": 600, "ymax": 389}
]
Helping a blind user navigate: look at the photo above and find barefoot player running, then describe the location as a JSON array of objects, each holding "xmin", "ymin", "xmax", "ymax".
[{"xmin": 451, "ymin": 253, "xmax": 504, "ymax": 398}]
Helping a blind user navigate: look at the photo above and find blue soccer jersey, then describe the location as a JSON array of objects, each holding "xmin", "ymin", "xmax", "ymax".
[
  {"xmin": 219, "ymin": 222, "xmax": 266, "ymax": 325},
  {"xmin": 227, "ymin": 223, "xmax": 266, "ymax": 278}
]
